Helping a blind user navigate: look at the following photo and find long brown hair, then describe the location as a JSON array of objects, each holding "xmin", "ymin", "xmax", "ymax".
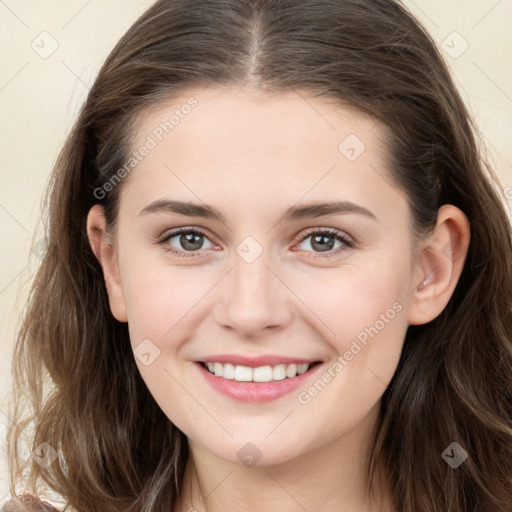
[{"xmin": 5, "ymin": 0, "xmax": 512, "ymax": 510}]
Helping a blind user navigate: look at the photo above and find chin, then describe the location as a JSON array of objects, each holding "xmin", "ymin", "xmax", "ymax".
[{"xmin": 202, "ymin": 434, "xmax": 309, "ymax": 469}]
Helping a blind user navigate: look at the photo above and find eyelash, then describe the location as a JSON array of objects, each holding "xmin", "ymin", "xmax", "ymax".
[{"xmin": 156, "ymin": 227, "xmax": 355, "ymax": 259}]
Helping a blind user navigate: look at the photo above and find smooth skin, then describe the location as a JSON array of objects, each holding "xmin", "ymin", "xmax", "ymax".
[{"xmin": 87, "ymin": 85, "xmax": 470, "ymax": 512}]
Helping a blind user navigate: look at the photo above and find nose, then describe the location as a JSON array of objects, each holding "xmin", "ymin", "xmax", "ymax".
[{"xmin": 214, "ymin": 247, "xmax": 293, "ymax": 338}]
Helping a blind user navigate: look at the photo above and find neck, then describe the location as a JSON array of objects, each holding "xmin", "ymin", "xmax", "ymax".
[{"xmin": 174, "ymin": 404, "xmax": 395, "ymax": 512}]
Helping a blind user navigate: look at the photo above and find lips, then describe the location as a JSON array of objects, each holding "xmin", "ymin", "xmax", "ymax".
[{"xmin": 194, "ymin": 355, "xmax": 324, "ymax": 403}]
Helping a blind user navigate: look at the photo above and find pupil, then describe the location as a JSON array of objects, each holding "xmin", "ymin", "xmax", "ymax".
[
  {"xmin": 312, "ymin": 234, "xmax": 334, "ymax": 252},
  {"xmin": 181, "ymin": 232, "xmax": 203, "ymax": 250}
]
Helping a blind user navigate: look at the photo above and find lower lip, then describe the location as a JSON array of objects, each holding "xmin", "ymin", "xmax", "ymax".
[{"xmin": 195, "ymin": 362, "xmax": 323, "ymax": 403}]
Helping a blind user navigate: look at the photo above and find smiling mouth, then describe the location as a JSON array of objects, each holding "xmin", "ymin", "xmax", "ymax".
[{"xmin": 198, "ymin": 361, "xmax": 322, "ymax": 382}]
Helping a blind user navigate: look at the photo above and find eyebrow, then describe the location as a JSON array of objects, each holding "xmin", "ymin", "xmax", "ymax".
[{"xmin": 139, "ymin": 199, "xmax": 377, "ymax": 223}]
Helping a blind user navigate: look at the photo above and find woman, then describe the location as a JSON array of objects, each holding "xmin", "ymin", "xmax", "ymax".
[{"xmin": 4, "ymin": 0, "xmax": 512, "ymax": 511}]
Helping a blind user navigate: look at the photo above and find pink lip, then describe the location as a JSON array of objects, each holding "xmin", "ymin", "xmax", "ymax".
[
  {"xmin": 197, "ymin": 354, "xmax": 319, "ymax": 367},
  {"xmin": 195, "ymin": 361, "xmax": 323, "ymax": 403}
]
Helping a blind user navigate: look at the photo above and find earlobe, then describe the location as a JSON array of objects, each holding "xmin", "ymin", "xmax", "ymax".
[
  {"xmin": 86, "ymin": 205, "xmax": 128, "ymax": 322},
  {"xmin": 407, "ymin": 204, "xmax": 470, "ymax": 326}
]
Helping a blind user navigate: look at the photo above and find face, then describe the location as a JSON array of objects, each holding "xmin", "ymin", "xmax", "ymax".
[{"xmin": 89, "ymin": 85, "xmax": 439, "ymax": 467}]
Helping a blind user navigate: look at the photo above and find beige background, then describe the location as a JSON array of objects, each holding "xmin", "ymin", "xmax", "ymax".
[{"xmin": 1, "ymin": 0, "xmax": 511, "ymax": 505}]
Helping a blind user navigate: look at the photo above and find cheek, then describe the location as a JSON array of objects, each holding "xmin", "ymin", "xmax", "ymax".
[
  {"xmin": 289, "ymin": 263, "xmax": 408, "ymax": 443},
  {"xmin": 294, "ymin": 254, "xmax": 408, "ymax": 339},
  {"xmin": 118, "ymin": 248, "xmax": 218, "ymax": 344},
  {"xmin": 117, "ymin": 251, "xmax": 217, "ymax": 432},
  {"xmin": 288, "ymin": 251, "xmax": 410, "ymax": 386}
]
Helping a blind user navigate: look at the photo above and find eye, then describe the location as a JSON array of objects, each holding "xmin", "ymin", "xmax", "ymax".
[
  {"xmin": 156, "ymin": 226, "xmax": 354, "ymax": 259},
  {"xmin": 294, "ymin": 228, "xmax": 354, "ymax": 256},
  {"xmin": 158, "ymin": 227, "xmax": 218, "ymax": 257}
]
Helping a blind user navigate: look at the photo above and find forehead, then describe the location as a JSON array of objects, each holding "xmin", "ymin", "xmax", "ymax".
[
  {"xmin": 132, "ymin": 85, "xmax": 382, "ymax": 163},
  {"xmin": 122, "ymin": 85, "xmax": 406, "ymax": 225}
]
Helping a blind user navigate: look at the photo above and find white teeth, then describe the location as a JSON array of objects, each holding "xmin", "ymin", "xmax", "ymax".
[
  {"xmin": 203, "ymin": 362, "xmax": 313, "ymax": 381},
  {"xmin": 297, "ymin": 363, "xmax": 309, "ymax": 375},
  {"xmin": 272, "ymin": 364, "xmax": 287, "ymax": 381},
  {"xmin": 253, "ymin": 366, "xmax": 273, "ymax": 382},
  {"xmin": 286, "ymin": 363, "xmax": 297, "ymax": 378},
  {"xmin": 214, "ymin": 362, "xmax": 223, "ymax": 377},
  {"xmin": 223, "ymin": 363, "xmax": 235, "ymax": 379},
  {"xmin": 234, "ymin": 365, "xmax": 253, "ymax": 381}
]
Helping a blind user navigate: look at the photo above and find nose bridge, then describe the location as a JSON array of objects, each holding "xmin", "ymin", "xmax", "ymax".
[
  {"xmin": 215, "ymin": 239, "xmax": 291, "ymax": 335},
  {"xmin": 232, "ymin": 249, "xmax": 272, "ymax": 304}
]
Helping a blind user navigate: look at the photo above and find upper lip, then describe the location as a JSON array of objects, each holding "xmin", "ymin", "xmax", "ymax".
[{"xmin": 197, "ymin": 354, "xmax": 321, "ymax": 367}]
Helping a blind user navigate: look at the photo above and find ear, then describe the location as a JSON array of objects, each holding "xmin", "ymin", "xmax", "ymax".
[
  {"xmin": 86, "ymin": 204, "xmax": 128, "ymax": 322},
  {"xmin": 408, "ymin": 204, "xmax": 470, "ymax": 325}
]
